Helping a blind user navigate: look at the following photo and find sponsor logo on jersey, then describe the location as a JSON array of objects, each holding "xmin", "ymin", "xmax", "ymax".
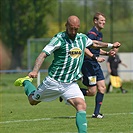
[{"xmin": 68, "ymin": 47, "xmax": 82, "ymax": 58}]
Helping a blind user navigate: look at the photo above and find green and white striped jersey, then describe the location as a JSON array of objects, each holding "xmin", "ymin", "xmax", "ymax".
[{"xmin": 42, "ymin": 31, "xmax": 93, "ymax": 83}]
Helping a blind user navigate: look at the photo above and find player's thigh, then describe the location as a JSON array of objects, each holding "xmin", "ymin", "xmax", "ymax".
[
  {"xmin": 32, "ymin": 76, "xmax": 61, "ymax": 102},
  {"xmin": 62, "ymin": 82, "xmax": 85, "ymax": 108},
  {"xmin": 62, "ymin": 82, "xmax": 84, "ymax": 100},
  {"xmin": 97, "ymin": 80, "xmax": 106, "ymax": 93}
]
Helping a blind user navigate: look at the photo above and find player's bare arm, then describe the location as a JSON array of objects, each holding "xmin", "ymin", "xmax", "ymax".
[
  {"xmin": 28, "ymin": 52, "xmax": 47, "ymax": 78},
  {"xmin": 85, "ymin": 48, "xmax": 93, "ymax": 57},
  {"xmin": 92, "ymin": 40, "xmax": 108, "ymax": 48},
  {"xmin": 121, "ymin": 62, "xmax": 127, "ymax": 68},
  {"xmin": 85, "ymin": 48, "xmax": 105, "ymax": 63},
  {"xmin": 100, "ymin": 49, "xmax": 115, "ymax": 56},
  {"xmin": 100, "ymin": 49, "xmax": 109, "ymax": 55},
  {"xmin": 92, "ymin": 40, "xmax": 121, "ymax": 48}
]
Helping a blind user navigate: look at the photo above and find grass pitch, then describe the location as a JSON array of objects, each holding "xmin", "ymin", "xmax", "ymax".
[{"xmin": 0, "ymin": 73, "xmax": 133, "ymax": 133}]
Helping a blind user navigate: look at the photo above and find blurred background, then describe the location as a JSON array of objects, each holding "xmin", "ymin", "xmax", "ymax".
[{"xmin": 0, "ymin": 0, "xmax": 133, "ymax": 81}]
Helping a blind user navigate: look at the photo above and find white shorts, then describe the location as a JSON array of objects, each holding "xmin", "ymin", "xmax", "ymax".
[{"xmin": 32, "ymin": 76, "xmax": 84, "ymax": 103}]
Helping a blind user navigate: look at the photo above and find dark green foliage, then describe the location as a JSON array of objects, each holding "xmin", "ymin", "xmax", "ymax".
[
  {"xmin": 0, "ymin": 0, "xmax": 56, "ymax": 69},
  {"xmin": 0, "ymin": 0, "xmax": 133, "ymax": 69}
]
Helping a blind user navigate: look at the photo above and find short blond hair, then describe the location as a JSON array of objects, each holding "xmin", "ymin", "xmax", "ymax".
[{"xmin": 93, "ymin": 12, "xmax": 106, "ymax": 21}]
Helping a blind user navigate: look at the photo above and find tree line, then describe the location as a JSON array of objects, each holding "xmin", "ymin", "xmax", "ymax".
[{"xmin": 0, "ymin": 0, "xmax": 132, "ymax": 69}]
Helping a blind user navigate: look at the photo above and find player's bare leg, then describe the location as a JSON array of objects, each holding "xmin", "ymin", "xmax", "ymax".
[
  {"xmin": 68, "ymin": 97, "xmax": 87, "ymax": 133},
  {"xmin": 28, "ymin": 94, "xmax": 41, "ymax": 105},
  {"xmin": 81, "ymin": 80, "xmax": 105, "ymax": 119}
]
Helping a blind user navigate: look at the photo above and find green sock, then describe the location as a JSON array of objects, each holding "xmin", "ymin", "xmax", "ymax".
[
  {"xmin": 76, "ymin": 111, "xmax": 87, "ymax": 133},
  {"xmin": 23, "ymin": 80, "xmax": 36, "ymax": 96}
]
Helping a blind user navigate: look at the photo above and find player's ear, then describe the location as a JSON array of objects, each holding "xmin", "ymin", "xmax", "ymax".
[{"xmin": 94, "ymin": 19, "xmax": 98, "ymax": 24}]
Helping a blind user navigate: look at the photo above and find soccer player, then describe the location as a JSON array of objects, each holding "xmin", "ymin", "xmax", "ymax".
[
  {"xmin": 14, "ymin": 15, "xmax": 120, "ymax": 132},
  {"xmin": 80, "ymin": 12, "xmax": 120, "ymax": 118},
  {"xmin": 106, "ymin": 47, "xmax": 128, "ymax": 93}
]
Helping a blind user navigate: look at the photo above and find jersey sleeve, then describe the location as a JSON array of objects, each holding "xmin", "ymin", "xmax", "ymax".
[
  {"xmin": 88, "ymin": 33, "xmax": 96, "ymax": 40},
  {"xmin": 86, "ymin": 37, "xmax": 93, "ymax": 47},
  {"xmin": 87, "ymin": 30, "xmax": 103, "ymax": 41},
  {"xmin": 42, "ymin": 36, "xmax": 61, "ymax": 56},
  {"xmin": 87, "ymin": 31, "xmax": 97, "ymax": 40}
]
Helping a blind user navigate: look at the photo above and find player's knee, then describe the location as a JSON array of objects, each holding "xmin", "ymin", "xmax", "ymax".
[
  {"xmin": 29, "ymin": 101, "xmax": 35, "ymax": 105},
  {"xmin": 78, "ymin": 101, "xmax": 86, "ymax": 111},
  {"xmin": 86, "ymin": 91, "xmax": 95, "ymax": 96},
  {"xmin": 82, "ymin": 101, "xmax": 87, "ymax": 109},
  {"xmin": 86, "ymin": 88, "xmax": 97, "ymax": 96},
  {"xmin": 29, "ymin": 101, "xmax": 37, "ymax": 106},
  {"xmin": 70, "ymin": 98, "xmax": 86, "ymax": 111},
  {"xmin": 98, "ymin": 85, "xmax": 106, "ymax": 94},
  {"xmin": 29, "ymin": 101, "xmax": 38, "ymax": 106},
  {"xmin": 28, "ymin": 95, "xmax": 40, "ymax": 105}
]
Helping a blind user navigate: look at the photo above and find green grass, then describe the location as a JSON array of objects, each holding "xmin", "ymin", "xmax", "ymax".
[{"xmin": 0, "ymin": 73, "xmax": 133, "ymax": 133}]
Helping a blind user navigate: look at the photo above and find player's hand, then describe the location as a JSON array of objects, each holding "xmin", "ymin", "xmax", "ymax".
[
  {"xmin": 113, "ymin": 42, "xmax": 121, "ymax": 48},
  {"xmin": 28, "ymin": 71, "xmax": 38, "ymax": 78},
  {"xmin": 97, "ymin": 57, "xmax": 105, "ymax": 63}
]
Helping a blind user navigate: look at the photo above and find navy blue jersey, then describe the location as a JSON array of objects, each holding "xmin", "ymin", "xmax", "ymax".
[
  {"xmin": 85, "ymin": 26, "xmax": 103, "ymax": 58},
  {"xmin": 81, "ymin": 26, "xmax": 104, "ymax": 86}
]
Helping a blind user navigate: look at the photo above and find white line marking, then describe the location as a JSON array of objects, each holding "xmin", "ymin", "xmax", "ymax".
[
  {"xmin": 0, "ymin": 118, "xmax": 51, "ymax": 124},
  {"xmin": 0, "ymin": 112, "xmax": 132, "ymax": 124}
]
